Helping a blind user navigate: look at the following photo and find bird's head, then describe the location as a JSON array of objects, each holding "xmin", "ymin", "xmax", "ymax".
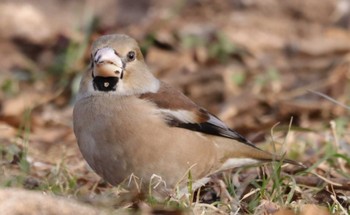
[{"xmin": 88, "ymin": 34, "xmax": 159, "ymax": 95}]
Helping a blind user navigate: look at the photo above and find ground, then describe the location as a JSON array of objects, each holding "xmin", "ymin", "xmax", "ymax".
[{"xmin": 0, "ymin": 0, "xmax": 349, "ymax": 214}]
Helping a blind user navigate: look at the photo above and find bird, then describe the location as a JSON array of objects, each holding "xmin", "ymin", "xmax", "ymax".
[{"xmin": 73, "ymin": 34, "xmax": 301, "ymax": 197}]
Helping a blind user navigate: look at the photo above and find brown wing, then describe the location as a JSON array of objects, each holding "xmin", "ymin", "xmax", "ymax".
[{"xmin": 139, "ymin": 82, "xmax": 258, "ymax": 148}]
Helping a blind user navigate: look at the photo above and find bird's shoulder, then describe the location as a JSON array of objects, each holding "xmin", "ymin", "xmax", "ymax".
[{"xmin": 139, "ymin": 81, "xmax": 208, "ymax": 123}]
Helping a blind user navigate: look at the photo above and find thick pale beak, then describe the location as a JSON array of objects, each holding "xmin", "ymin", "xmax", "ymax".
[{"xmin": 93, "ymin": 47, "xmax": 124, "ymax": 77}]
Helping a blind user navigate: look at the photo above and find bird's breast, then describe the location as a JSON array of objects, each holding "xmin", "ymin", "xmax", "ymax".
[{"xmin": 73, "ymin": 94, "xmax": 218, "ymax": 188}]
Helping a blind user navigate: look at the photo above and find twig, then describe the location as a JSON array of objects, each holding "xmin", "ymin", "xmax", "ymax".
[
  {"xmin": 290, "ymin": 175, "xmax": 350, "ymax": 190},
  {"xmin": 308, "ymin": 89, "xmax": 350, "ymax": 111}
]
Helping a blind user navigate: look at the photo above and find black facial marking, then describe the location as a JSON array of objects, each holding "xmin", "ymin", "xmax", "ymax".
[
  {"xmin": 95, "ymin": 54, "xmax": 102, "ymax": 63},
  {"xmin": 93, "ymin": 76, "xmax": 119, "ymax": 92},
  {"xmin": 90, "ymin": 54, "xmax": 94, "ymax": 68},
  {"xmin": 93, "ymin": 49, "xmax": 100, "ymax": 62},
  {"xmin": 120, "ymin": 70, "xmax": 124, "ymax": 79},
  {"xmin": 114, "ymin": 50, "xmax": 120, "ymax": 57}
]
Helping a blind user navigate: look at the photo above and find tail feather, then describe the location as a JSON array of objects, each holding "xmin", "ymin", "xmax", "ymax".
[{"xmin": 215, "ymin": 137, "xmax": 305, "ymax": 170}]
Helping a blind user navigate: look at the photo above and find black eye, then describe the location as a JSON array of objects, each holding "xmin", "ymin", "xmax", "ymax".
[{"xmin": 127, "ymin": 51, "xmax": 136, "ymax": 62}]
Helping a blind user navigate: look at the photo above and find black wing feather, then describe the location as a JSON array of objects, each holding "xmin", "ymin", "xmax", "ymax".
[{"xmin": 167, "ymin": 114, "xmax": 259, "ymax": 149}]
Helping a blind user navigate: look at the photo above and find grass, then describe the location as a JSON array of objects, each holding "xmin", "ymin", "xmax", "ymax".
[{"xmin": 1, "ymin": 108, "xmax": 31, "ymax": 188}]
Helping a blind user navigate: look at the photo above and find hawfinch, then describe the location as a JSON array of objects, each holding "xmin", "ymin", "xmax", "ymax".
[{"xmin": 73, "ymin": 34, "xmax": 300, "ymax": 197}]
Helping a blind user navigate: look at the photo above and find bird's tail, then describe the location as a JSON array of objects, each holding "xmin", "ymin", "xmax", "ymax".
[{"xmin": 214, "ymin": 137, "xmax": 305, "ymax": 171}]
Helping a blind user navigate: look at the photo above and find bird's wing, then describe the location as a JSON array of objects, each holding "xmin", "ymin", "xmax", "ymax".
[{"xmin": 139, "ymin": 82, "xmax": 258, "ymax": 148}]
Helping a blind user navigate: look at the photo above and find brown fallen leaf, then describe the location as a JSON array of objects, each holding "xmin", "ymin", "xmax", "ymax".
[
  {"xmin": 0, "ymin": 2, "xmax": 53, "ymax": 44},
  {"xmin": 0, "ymin": 122, "xmax": 17, "ymax": 140}
]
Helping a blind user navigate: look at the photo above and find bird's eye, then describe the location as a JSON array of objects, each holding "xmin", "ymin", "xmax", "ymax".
[{"xmin": 127, "ymin": 51, "xmax": 136, "ymax": 62}]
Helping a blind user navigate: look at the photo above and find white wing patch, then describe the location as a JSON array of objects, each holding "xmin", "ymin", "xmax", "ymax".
[
  {"xmin": 217, "ymin": 158, "xmax": 260, "ymax": 172},
  {"xmin": 158, "ymin": 109, "xmax": 197, "ymax": 123}
]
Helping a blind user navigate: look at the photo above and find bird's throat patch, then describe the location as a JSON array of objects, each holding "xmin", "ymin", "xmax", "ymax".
[{"xmin": 93, "ymin": 76, "xmax": 119, "ymax": 92}]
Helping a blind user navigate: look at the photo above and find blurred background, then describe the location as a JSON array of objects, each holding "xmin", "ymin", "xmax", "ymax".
[{"xmin": 0, "ymin": 0, "xmax": 349, "ymax": 212}]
